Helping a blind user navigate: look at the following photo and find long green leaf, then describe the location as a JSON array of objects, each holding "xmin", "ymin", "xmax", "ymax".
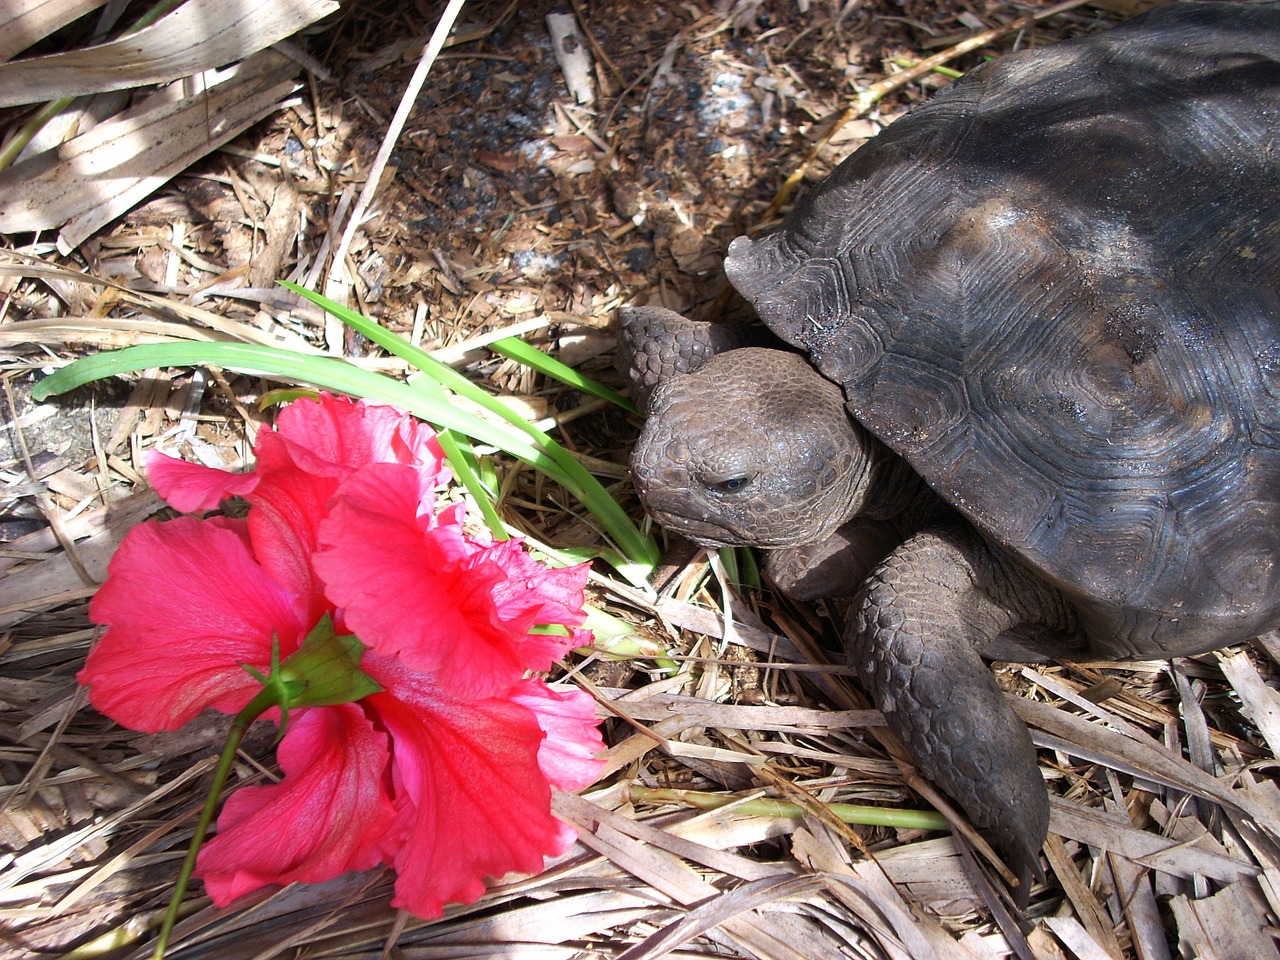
[
  {"xmin": 415, "ymin": 375, "xmax": 508, "ymax": 540},
  {"xmin": 489, "ymin": 335, "xmax": 636, "ymax": 413},
  {"xmin": 32, "ymin": 343, "xmax": 539, "ymax": 460},
  {"xmin": 34, "ymin": 338, "xmax": 658, "ymax": 581},
  {"xmin": 281, "ymin": 283, "xmax": 659, "ymax": 573}
]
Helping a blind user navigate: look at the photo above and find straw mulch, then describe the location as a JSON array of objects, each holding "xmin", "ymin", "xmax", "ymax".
[{"xmin": 1, "ymin": 1, "xmax": 1278, "ymax": 958}]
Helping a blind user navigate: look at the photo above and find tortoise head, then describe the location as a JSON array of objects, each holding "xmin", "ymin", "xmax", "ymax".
[{"xmin": 630, "ymin": 347, "xmax": 872, "ymax": 549}]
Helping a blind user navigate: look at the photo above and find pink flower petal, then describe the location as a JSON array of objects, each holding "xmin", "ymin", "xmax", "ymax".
[
  {"xmin": 508, "ymin": 678, "xmax": 606, "ymax": 791},
  {"xmin": 315, "ymin": 464, "xmax": 591, "ymax": 697},
  {"xmin": 238, "ymin": 396, "xmax": 448, "ymax": 626},
  {"xmin": 314, "ymin": 464, "xmax": 517, "ymax": 697},
  {"xmin": 82, "ymin": 517, "xmax": 306, "ymax": 731},
  {"xmin": 146, "ymin": 450, "xmax": 259, "ymax": 512},
  {"xmin": 242, "ymin": 440, "xmax": 341, "ymax": 627},
  {"xmin": 272, "ymin": 393, "xmax": 450, "ymax": 487},
  {"xmin": 480, "ymin": 537, "xmax": 593, "ymax": 672},
  {"xmin": 196, "ymin": 703, "xmax": 396, "ymax": 905},
  {"xmin": 366, "ymin": 657, "xmax": 580, "ymax": 918}
]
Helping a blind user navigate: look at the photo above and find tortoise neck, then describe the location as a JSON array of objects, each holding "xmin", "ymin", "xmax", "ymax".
[{"xmin": 859, "ymin": 437, "xmax": 945, "ymax": 526}]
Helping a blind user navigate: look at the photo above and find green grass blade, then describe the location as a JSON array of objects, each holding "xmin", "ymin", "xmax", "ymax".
[
  {"xmin": 32, "ymin": 343, "xmax": 542, "ymax": 462},
  {"xmin": 488, "ymin": 336, "xmax": 636, "ymax": 413},
  {"xmin": 415, "ymin": 377, "xmax": 508, "ymax": 540}
]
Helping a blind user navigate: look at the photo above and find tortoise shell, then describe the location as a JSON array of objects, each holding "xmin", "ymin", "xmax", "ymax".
[{"xmin": 723, "ymin": 1, "xmax": 1280, "ymax": 658}]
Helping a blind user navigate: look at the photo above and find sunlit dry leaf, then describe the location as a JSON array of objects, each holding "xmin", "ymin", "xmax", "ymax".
[
  {"xmin": 1169, "ymin": 883, "xmax": 1280, "ymax": 960},
  {"xmin": 1049, "ymin": 798, "xmax": 1256, "ymax": 883},
  {"xmin": 1017, "ymin": 696, "xmax": 1257, "ymax": 815},
  {"xmin": 0, "ymin": 252, "xmax": 320, "ymax": 347},
  {"xmin": 0, "ymin": 53, "xmax": 299, "ymax": 250},
  {"xmin": 1106, "ymin": 849, "xmax": 1172, "ymax": 960},
  {"xmin": 1042, "ymin": 834, "xmax": 1123, "ymax": 959},
  {"xmin": 618, "ymin": 874, "xmax": 843, "ymax": 960},
  {"xmin": 0, "ymin": 490, "xmax": 164, "ymax": 630},
  {"xmin": 1222, "ymin": 775, "xmax": 1280, "ymax": 919},
  {"xmin": 556, "ymin": 793, "xmax": 829, "ymax": 960},
  {"xmin": 415, "ymin": 889, "xmax": 658, "ymax": 946},
  {"xmin": 0, "ymin": 0, "xmax": 336, "ymax": 106},
  {"xmin": 791, "ymin": 826, "xmax": 993, "ymax": 960},
  {"xmin": 1040, "ymin": 916, "xmax": 1117, "ymax": 960},
  {"xmin": 0, "ymin": 0, "xmax": 105, "ymax": 63},
  {"xmin": 597, "ymin": 687, "xmax": 878, "ymax": 733},
  {"xmin": 875, "ymin": 836, "xmax": 985, "ymax": 909}
]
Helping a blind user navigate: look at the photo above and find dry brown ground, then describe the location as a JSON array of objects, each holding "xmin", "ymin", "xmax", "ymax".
[{"xmin": 1, "ymin": 1, "xmax": 1279, "ymax": 958}]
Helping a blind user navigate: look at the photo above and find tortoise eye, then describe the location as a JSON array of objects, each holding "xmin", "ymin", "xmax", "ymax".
[{"xmin": 712, "ymin": 476, "xmax": 752, "ymax": 494}]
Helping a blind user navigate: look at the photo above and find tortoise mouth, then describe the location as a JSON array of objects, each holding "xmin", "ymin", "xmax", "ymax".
[
  {"xmin": 644, "ymin": 502, "xmax": 832, "ymax": 552},
  {"xmin": 645, "ymin": 507, "xmax": 740, "ymax": 550}
]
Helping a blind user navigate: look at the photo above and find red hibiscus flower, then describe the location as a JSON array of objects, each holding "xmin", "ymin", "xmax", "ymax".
[{"xmin": 80, "ymin": 393, "xmax": 605, "ymax": 918}]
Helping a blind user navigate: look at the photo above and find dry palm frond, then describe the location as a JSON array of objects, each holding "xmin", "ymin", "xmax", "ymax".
[{"xmin": 0, "ymin": 0, "xmax": 337, "ymax": 252}]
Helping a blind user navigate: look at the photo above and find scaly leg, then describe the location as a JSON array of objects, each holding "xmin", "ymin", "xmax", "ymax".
[
  {"xmin": 849, "ymin": 523, "xmax": 1079, "ymax": 897},
  {"xmin": 615, "ymin": 305, "xmax": 773, "ymax": 412}
]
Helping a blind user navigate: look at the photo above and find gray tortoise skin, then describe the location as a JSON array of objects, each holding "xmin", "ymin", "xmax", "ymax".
[{"xmin": 623, "ymin": 0, "xmax": 1280, "ymax": 898}]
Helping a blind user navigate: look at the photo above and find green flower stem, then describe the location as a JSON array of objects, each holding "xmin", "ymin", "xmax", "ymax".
[
  {"xmin": 630, "ymin": 785, "xmax": 950, "ymax": 832},
  {"xmin": 151, "ymin": 685, "xmax": 278, "ymax": 960}
]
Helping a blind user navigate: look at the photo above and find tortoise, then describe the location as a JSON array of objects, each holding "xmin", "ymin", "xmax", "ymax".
[{"xmin": 621, "ymin": 0, "xmax": 1280, "ymax": 897}]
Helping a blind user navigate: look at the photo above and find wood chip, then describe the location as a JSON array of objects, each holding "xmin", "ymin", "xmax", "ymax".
[{"xmin": 547, "ymin": 12, "xmax": 596, "ymax": 105}]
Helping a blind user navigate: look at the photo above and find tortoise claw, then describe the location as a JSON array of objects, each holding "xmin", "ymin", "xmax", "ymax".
[{"xmin": 1001, "ymin": 809, "xmax": 1048, "ymax": 909}]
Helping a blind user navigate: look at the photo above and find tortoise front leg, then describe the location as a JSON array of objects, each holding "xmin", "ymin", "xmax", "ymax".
[
  {"xmin": 766, "ymin": 515, "xmax": 904, "ymax": 601},
  {"xmin": 849, "ymin": 523, "xmax": 1079, "ymax": 898},
  {"xmin": 615, "ymin": 305, "xmax": 774, "ymax": 412}
]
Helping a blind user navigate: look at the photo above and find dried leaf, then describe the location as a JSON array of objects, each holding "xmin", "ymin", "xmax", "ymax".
[
  {"xmin": 1041, "ymin": 916, "xmax": 1118, "ymax": 960},
  {"xmin": 1042, "ymin": 835, "xmax": 1123, "ymax": 959},
  {"xmin": 1169, "ymin": 883, "xmax": 1280, "ymax": 960},
  {"xmin": 1105, "ymin": 841, "xmax": 1173, "ymax": 960},
  {"xmin": 0, "ymin": 0, "xmax": 336, "ymax": 107},
  {"xmin": 0, "ymin": 0, "xmax": 105, "ymax": 63},
  {"xmin": 1218, "ymin": 649, "xmax": 1280, "ymax": 756},
  {"xmin": 557, "ymin": 793, "xmax": 847, "ymax": 960},
  {"xmin": 0, "ymin": 52, "xmax": 299, "ymax": 249},
  {"xmin": 1049, "ymin": 798, "xmax": 1256, "ymax": 883},
  {"xmin": 1016, "ymin": 696, "xmax": 1257, "ymax": 815},
  {"xmin": 597, "ymin": 686, "xmax": 879, "ymax": 733},
  {"xmin": 0, "ymin": 490, "xmax": 164, "ymax": 629}
]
